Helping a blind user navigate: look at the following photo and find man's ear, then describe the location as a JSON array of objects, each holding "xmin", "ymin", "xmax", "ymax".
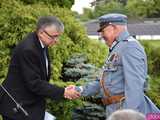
[
  {"xmin": 37, "ymin": 30, "xmax": 44, "ymax": 38},
  {"xmin": 37, "ymin": 30, "xmax": 43, "ymax": 39},
  {"xmin": 37, "ymin": 28, "xmax": 42, "ymax": 33}
]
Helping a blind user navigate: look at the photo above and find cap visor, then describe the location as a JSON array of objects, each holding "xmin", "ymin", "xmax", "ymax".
[
  {"xmin": 97, "ymin": 24, "xmax": 109, "ymax": 32},
  {"xmin": 97, "ymin": 28, "xmax": 103, "ymax": 32}
]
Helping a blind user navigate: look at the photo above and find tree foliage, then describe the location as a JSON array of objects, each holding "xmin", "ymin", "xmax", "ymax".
[
  {"xmin": 95, "ymin": 1, "xmax": 126, "ymax": 17},
  {"xmin": 125, "ymin": 0, "xmax": 155, "ymax": 18},
  {"xmin": 61, "ymin": 54, "xmax": 100, "ymax": 82},
  {"xmin": 141, "ymin": 41, "xmax": 160, "ymax": 108},
  {"xmin": 80, "ymin": 0, "xmax": 160, "ymax": 21},
  {"xmin": 19, "ymin": 0, "xmax": 74, "ymax": 9},
  {"xmin": 0, "ymin": 0, "xmax": 107, "ymax": 81}
]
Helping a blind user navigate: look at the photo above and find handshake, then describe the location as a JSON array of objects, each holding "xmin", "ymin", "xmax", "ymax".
[{"xmin": 64, "ymin": 85, "xmax": 82, "ymax": 100}]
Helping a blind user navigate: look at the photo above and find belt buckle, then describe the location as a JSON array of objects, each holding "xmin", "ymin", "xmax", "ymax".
[{"xmin": 119, "ymin": 96, "xmax": 125, "ymax": 109}]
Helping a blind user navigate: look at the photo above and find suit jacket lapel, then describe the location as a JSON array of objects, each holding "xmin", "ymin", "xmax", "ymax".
[
  {"xmin": 32, "ymin": 32, "xmax": 48, "ymax": 80},
  {"xmin": 46, "ymin": 48, "xmax": 51, "ymax": 80}
]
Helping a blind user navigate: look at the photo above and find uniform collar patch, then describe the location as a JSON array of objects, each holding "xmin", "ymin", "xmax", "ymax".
[{"xmin": 108, "ymin": 53, "xmax": 119, "ymax": 62}]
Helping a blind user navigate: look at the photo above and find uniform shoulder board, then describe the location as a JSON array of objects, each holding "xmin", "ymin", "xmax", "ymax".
[
  {"xmin": 123, "ymin": 39, "xmax": 128, "ymax": 42},
  {"xmin": 127, "ymin": 36, "xmax": 137, "ymax": 42}
]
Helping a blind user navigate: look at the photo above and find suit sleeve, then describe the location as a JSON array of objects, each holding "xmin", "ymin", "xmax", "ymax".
[
  {"xmin": 81, "ymin": 79, "xmax": 101, "ymax": 97},
  {"xmin": 122, "ymin": 46, "xmax": 146, "ymax": 110},
  {"xmin": 19, "ymin": 49, "xmax": 64, "ymax": 100}
]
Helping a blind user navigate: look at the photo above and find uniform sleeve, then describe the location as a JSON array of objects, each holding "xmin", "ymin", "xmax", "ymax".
[
  {"xmin": 122, "ymin": 46, "xmax": 146, "ymax": 110},
  {"xmin": 80, "ymin": 79, "xmax": 101, "ymax": 97},
  {"xmin": 19, "ymin": 49, "xmax": 64, "ymax": 100}
]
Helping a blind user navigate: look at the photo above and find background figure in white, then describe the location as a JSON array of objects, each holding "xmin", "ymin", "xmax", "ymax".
[{"xmin": 107, "ymin": 109, "xmax": 145, "ymax": 120}]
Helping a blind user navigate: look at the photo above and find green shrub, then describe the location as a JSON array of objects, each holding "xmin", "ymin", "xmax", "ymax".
[
  {"xmin": 0, "ymin": 0, "xmax": 107, "ymax": 81},
  {"xmin": 61, "ymin": 53, "xmax": 100, "ymax": 82},
  {"xmin": 141, "ymin": 41, "xmax": 160, "ymax": 76},
  {"xmin": 19, "ymin": 0, "xmax": 74, "ymax": 9},
  {"xmin": 141, "ymin": 41, "xmax": 160, "ymax": 108},
  {"xmin": 146, "ymin": 77, "xmax": 160, "ymax": 108}
]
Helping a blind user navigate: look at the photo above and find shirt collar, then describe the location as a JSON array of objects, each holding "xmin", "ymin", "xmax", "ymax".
[
  {"xmin": 109, "ymin": 30, "xmax": 130, "ymax": 51},
  {"xmin": 110, "ymin": 40, "xmax": 118, "ymax": 51},
  {"xmin": 39, "ymin": 39, "xmax": 45, "ymax": 49},
  {"xmin": 116, "ymin": 30, "xmax": 130, "ymax": 42}
]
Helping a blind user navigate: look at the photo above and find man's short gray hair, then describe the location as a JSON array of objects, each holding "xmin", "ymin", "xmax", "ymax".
[
  {"xmin": 107, "ymin": 109, "xmax": 145, "ymax": 120},
  {"xmin": 36, "ymin": 16, "xmax": 64, "ymax": 33}
]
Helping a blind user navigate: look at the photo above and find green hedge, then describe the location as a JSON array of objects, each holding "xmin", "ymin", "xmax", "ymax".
[
  {"xmin": 147, "ymin": 77, "xmax": 160, "ymax": 108},
  {"xmin": 0, "ymin": 0, "xmax": 107, "ymax": 81},
  {"xmin": 141, "ymin": 41, "xmax": 160, "ymax": 76},
  {"xmin": 19, "ymin": 0, "xmax": 74, "ymax": 8},
  {"xmin": 141, "ymin": 41, "xmax": 160, "ymax": 108}
]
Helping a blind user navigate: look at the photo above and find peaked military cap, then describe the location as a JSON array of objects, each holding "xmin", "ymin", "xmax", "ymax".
[{"xmin": 97, "ymin": 13, "xmax": 128, "ymax": 32}]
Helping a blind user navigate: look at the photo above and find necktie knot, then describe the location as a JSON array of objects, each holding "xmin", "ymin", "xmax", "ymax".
[
  {"xmin": 43, "ymin": 47, "xmax": 47, "ymax": 51},
  {"xmin": 43, "ymin": 47, "xmax": 47, "ymax": 54}
]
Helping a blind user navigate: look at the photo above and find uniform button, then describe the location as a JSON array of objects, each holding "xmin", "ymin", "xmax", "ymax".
[{"xmin": 13, "ymin": 107, "xmax": 18, "ymax": 113}]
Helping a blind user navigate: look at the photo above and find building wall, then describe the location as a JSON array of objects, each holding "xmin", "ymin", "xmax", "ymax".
[{"xmin": 88, "ymin": 35, "xmax": 160, "ymax": 40}]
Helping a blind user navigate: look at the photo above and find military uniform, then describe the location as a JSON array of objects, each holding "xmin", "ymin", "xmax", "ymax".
[{"xmin": 77, "ymin": 13, "xmax": 160, "ymax": 117}]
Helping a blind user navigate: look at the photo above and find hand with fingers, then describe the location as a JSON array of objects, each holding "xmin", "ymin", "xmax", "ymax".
[{"xmin": 64, "ymin": 85, "xmax": 81, "ymax": 100}]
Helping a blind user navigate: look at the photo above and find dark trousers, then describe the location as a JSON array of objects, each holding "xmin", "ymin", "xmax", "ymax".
[{"xmin": 2, "ymin": 116, "xmax": 15, "ymax": 120}]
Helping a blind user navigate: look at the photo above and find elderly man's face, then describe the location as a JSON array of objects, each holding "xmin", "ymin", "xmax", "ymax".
[
  {"xmin": 100, "ymin": 24, "xmax": 117, "ymax": 47},
  {"xmin": 38, "ymin": 25, "xmax": 61, "ymax": 47}
]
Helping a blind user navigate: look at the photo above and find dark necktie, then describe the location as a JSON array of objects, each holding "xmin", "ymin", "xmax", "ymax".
[
  {"xmin": 43, "ymin": 47, "xmax": 48, "ymax": 75},
  {"xmin": 43, "ymin": 47, "xmax": 47, "ymax": 57}
]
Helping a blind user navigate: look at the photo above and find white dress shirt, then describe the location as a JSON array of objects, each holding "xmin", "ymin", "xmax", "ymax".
[{"xmin": 39, "ymin": 40, "xmax": 48, "ymax": 75}]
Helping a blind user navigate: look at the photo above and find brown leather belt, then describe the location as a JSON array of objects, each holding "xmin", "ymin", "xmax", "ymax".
[
  {"xmin": 101, "ymin": 95, "xmax": 125, "ymax": 105},
  {"xmin": 99, "ymin": 71, "xmax": 125, "ymax": 106}
]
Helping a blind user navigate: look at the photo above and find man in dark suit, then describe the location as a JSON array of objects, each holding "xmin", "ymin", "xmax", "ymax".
[{"xmin": 0, "ymin": 16, "xmax": 80, "ymax": 120}]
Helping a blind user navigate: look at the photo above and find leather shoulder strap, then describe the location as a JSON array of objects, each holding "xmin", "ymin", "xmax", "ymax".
[{"xmin": 100, "ymin": 72, "xmax": 111, "ymax": 97}]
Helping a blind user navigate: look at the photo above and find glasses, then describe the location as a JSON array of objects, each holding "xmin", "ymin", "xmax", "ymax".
[{"xmin": 43, "ymin": 30, "xmax": 60, "ymax": 40}]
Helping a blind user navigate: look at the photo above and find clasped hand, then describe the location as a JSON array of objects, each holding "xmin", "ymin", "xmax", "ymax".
[{"xmin": 64, "ymin": 85, "xmax": 81, "ymax": 100}]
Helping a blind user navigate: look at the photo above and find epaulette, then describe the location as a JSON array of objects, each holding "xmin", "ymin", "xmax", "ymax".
[{"xmin": 127, "ymin": 36, "xmax": 137, "ymax": 42}]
